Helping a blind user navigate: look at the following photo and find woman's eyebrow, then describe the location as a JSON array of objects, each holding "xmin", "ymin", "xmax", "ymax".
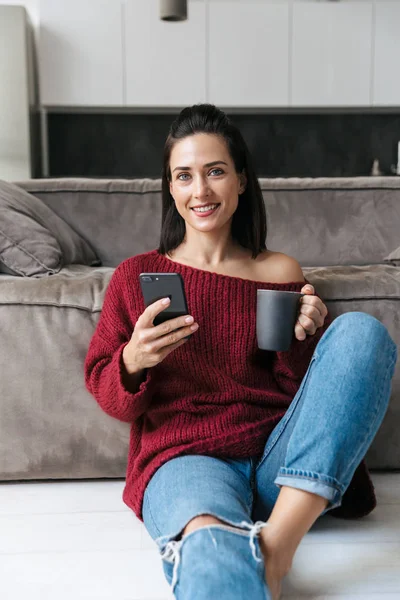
[{"xmin": 172, "ymin": 160, "xmax": 228, "ymax": 173}]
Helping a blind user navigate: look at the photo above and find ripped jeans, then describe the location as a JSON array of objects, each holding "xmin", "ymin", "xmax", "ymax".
[{"xmin": 142, "ymin": 312, "xmax": 398, "ymax": 599}]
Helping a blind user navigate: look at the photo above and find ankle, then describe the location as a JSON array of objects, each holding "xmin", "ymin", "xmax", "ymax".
[{"xmin": 259, "ymin": 525, "xmax": 297, "ymax": 576}]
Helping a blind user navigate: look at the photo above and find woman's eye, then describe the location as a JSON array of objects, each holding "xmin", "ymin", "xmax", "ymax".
[
  {"xmin": 209, "ymin": 168, "xmax": 224, "ymax": 176},
  {"xmin": 177, "ymin": 173, "xmax": 190, "ymax": 181}
]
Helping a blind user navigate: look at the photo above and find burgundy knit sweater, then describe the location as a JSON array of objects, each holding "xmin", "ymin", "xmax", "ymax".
[{"xmin": 84, "ymin": 249, "xmax": 376, "ymax": 522}]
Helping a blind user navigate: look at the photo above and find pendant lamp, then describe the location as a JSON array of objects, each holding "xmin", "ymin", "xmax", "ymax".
[{"xmin": 160, "ymin": 0, "xmax": 187, "ymax": 22}]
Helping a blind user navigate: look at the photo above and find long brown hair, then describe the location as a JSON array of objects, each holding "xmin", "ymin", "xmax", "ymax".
[{"xmin": 158, "ymin": 103, "xmax": 267, "ymax": 259}]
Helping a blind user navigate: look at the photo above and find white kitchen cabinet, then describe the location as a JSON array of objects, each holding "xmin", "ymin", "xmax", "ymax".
[
  {"xmin": 0, "ymin": 6, "xmax": 39, "ymax": 179},
  {"xmin": 291, "ymin": 1, "xmax": 373, "ymax": 107},
  {"xmin": 39, "ymin": 0, "xmax": 124, "ymax": 106},
  {"xmin": 373, "ymin": 1, "xmax": 400, "ymax": 106},
  {"xmin": 208, "ymin": 1, "xmax": 289, "ymax": 107},
  {"xmin": 124, "ymin": 0, "xmax": 206, "ymax": 107}
]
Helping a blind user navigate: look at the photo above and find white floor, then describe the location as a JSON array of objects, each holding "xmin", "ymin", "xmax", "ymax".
[{"xmin": 1, "ymin": 473, "xmax": 399, "ymax": 600}]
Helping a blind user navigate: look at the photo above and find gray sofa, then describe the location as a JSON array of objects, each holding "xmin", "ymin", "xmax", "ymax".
[{"xmin": 1, "ymin": 176, "xmax": 399, "ymax": 486}]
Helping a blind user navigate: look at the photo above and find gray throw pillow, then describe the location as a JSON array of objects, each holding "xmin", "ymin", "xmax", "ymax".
[
  {"xmin": 383, "ymin": 247, "xmax": 400, "ymax": 267},
  {"xmin": 0, "ymin": 180, "xmax": 100, "ymax": 277}
]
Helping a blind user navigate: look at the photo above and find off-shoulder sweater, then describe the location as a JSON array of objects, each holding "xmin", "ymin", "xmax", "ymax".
[{"xmin": 84, "ymin": 249, "xmax": 376, "ymax": 521}]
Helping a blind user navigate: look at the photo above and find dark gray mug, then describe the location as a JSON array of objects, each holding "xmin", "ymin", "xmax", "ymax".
[{"xmin": 257, "ymin": 289, "xmax": 305, "ymax": 351}]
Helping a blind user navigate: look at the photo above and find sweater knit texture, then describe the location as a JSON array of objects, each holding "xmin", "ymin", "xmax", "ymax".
[{"xmin": 84, "ymin": 249, "xmax": 376, "ymax": 522}]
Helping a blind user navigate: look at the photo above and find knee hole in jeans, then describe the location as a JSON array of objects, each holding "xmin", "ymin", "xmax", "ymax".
[{"xmin": 178, "ymin": 513, "xmax": 243, "ymax": 540}]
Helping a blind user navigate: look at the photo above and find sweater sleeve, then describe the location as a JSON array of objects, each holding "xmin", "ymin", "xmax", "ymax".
[
  {"xmin": 84, "ymin": 261, "xmax": 153, "ymax": 423},
  {"xmin": 272, "ymin": 278, "xmax": 334, "ymax": 385}
]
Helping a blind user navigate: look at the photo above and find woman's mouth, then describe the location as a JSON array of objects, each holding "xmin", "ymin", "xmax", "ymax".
[{"xmin": 190, "ymin": 203, "xmax": 220, "ymax": 217}]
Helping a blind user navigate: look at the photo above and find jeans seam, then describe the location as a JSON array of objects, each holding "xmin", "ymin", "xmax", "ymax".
[
  {"xmin": 276, "ymin": 471, "xmax": 344, "ymax": 495},
  {"xmin": 276, "ymin": 472, "xmax": 346, "ymax": 502},
  {"xmin": 255, "ymin": 352, "xmax": 318, "ymax": 471},
  {"xmin": 340, "ymin": 346, "xmax": 397, "ymax": 488},
  {"xmin": 143, "ymin": 491, "xmax": 163, "ymax": 538}
]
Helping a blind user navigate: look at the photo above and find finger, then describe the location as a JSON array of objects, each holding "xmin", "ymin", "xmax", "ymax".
[
  {"xmin": 297, "ymin": 312, "xmax": 317, "ymax": 334},
  {"xmin": 299, "ymin": 302, "xmax": 324, "ymax": 326},
  {"xmin": 301, "ymin": 284, "xmax": 314, "ymax": 295},
  {"xmin": 139, "ymin": 297, "xmax": 172, "ymax": 327},
  {"xmin": 300, "ymin": 298, "xmax": 326, "ymax": 323},
  {"xmin": 294, "ymin": 321, "xmax": 307, "ymax": 340},
  {"xmin": 303, "ymin": 294, "xmax": 328, "ymax": 320},
  {"xmin": 159, "ymin": 337, "xmax": 189, "ymax": 360},
  {"xmin": 153, "ymin": 314, "xmax": 195, "ymax": 339},
  {"xmin": 164, "ymin": 336, "xmax": 190, "ymax": 351},
  {"xmin": 152, "ymin": 323, "xmax": 196, "ymax": 352},
  {"xmin": 140, "ymin": 335, "xmax": 189, "ymax": 369}
]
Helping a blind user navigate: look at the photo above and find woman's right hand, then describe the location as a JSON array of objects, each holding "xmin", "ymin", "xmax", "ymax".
[{"xmin": 122, "ymin": 298, "xmax": 199, "ymax": 374}]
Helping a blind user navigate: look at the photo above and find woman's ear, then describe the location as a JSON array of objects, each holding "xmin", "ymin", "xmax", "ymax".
[{"xmin": 239, "ymin": 171, "xmax": 247, "ymax": 194}]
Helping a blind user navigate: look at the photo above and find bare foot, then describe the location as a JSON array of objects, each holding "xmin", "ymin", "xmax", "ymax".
[{"xmin": 259, "ymin": 526, "xmax": 295, "ymax": 600}]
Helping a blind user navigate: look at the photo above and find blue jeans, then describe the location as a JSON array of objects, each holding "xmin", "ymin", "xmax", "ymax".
[{"xmin": 142, "ymin": 312, "xmax": 397, "ymax": 599}]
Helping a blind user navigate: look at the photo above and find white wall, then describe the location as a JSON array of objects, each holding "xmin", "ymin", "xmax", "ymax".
[
  {"xmin": 0, "ymin": 0, "xmax": 39, "ymax": 27},
  {"xmin": 3, "ymin": 0, "xmax": 399, "ymax": 109},
  {"xmin": 0, "ymin": 5, "xmax": 36, "ymax": 179}
]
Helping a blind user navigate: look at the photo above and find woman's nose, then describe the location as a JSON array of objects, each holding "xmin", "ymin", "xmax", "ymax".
[{"xmin": 193, "ymin": 176, "xmax": 210, "ymax": 198}]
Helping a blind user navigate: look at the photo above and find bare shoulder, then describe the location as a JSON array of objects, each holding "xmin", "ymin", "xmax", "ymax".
[{"xmin": 254, "ymin": 251, "xmax": 305, "ymax": 283}]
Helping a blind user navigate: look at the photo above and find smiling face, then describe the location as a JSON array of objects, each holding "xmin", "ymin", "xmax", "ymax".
[{"xmin": 168, "ymin": 133, "xmax": 246, "ymax": 235}]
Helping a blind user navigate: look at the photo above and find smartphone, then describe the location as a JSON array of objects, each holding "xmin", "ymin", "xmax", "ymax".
[{"xmin": 139, "ymin": 272, "xmax": 190, "ymax": 328}]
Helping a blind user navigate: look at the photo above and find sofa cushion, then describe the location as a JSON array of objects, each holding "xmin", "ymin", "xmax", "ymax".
[
  {"xmin": 0, "ymin": 180, "xmax": 101, "ymax": 277},
  {"xmin": 0, "ymin": 263, "xmax": 399, "ymax": 482},
  {"xmin": 383, "ymin": 246, "xmax": 400, "ymax": 267},
  {"xmin": 16, "ymin": 178, "xmax": 163, "ymax": 268},
  {"xmin": 0, "ymin": 206, "xmax": 62, "ymax": 275},
  {"xmin": 0, "ymin": 265, "xmax": 131, "ymax": 481},
  {"xmin": 0, "ymin": 263, "xmax": 113, "ymax": 309},
  {"xmin": 16, "ymin": 176, "xmax": 400, "ymax": 269}
]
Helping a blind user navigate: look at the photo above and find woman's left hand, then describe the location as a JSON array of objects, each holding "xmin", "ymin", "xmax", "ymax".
[{"xmin": 295, "ymin": 284, "xmax": 328, "ymax": 341}]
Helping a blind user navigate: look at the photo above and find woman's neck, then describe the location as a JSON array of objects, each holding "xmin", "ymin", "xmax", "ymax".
[{"xmin": 167, "ymin": 246, "xmax": 251, "ymax": 270}]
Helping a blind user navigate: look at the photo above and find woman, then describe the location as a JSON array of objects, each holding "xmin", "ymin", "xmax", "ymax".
[{"xmin": 84, "ymin": 104, "xmax": 397, "ymax": 599}]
